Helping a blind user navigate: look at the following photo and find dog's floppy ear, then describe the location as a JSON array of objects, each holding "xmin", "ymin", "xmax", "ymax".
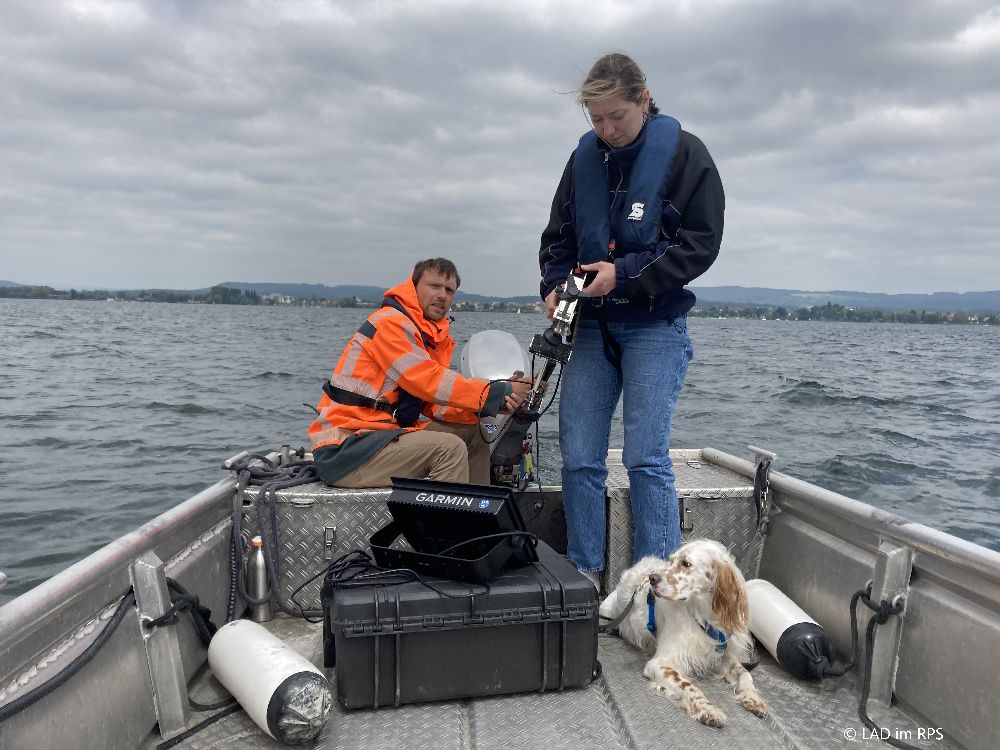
[{"xmin": 711, "ymin": 559, "xmax": 749, "ymax": 633}]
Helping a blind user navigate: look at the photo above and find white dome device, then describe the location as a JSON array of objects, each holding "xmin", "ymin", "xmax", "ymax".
[
  {"xmin": 460, "ymin": 330, "xmax": 529, "ymax": 381},
  {"xmin": 460, "ymin": 331, "xmax": 532, "ymax": 473}
]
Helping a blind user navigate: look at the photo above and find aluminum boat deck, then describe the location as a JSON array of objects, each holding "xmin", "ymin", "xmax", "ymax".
[
  {"xmin": 138, "ymin": 450, "xmax": 955, "ymax": 750},
  {"xmin": 154, "ymin": 612, "xmax": 953, "ymax": 750},
  {"xmin": 5, "ymin": 446, "xmax": 996, "ymax": 750}
]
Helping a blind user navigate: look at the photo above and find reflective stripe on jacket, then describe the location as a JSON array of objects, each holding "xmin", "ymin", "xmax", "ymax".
[{"xmin": 307, "ymin": 278, "xmax": 506, "ymax": 452}]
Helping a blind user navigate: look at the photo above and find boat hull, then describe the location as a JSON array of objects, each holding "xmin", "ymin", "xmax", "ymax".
[{"xmin": 2, "ymin": 448, "xmax": 998, "ymax": 749}]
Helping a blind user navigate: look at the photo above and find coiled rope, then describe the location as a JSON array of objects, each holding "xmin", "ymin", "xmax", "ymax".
[{"xmin": 227, "ymin": 451, "xmax": 324, "ymax": 619}]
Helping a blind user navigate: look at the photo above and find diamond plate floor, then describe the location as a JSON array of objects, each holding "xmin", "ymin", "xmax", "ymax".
[{"xmin": 147, "ymin": 614, "xmax": 956, "ymax": 750}]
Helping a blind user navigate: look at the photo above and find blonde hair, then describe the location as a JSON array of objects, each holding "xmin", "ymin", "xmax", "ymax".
[{"xmin": 578, "ymin": 53, "xmax": 660, "ymax": 115}]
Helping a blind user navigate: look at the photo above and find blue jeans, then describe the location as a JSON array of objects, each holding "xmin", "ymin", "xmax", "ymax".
[{"xmin": 559, "ymin": 316, "xmax": 693, "ymax": 572}]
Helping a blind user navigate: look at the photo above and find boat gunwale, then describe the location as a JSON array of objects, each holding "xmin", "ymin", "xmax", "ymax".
[
  {"xmin": 703, "ymin": 447, "xmax": 1000, "ymax": 586},
  {"xmin": 0, "ymin": 476, "xmax": 236, "ymax": 675},
  {"xmin": 5, "ymin": 447, "xmax": 999, "ymax": 649}
]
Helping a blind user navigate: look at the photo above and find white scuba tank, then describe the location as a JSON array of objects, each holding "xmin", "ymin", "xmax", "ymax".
[
  {"xmin": 208, "ymin": 619, "xmax": 332, "ymax": 744},
  {"xmin": 459, "ymin": 330, "xmax": 530, "ymax": 443},
  {"xmin": 745, "ymin": 579, "xmax": 839, "ymax": 680}
]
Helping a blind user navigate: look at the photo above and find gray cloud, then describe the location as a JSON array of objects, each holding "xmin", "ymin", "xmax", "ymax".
[{"xmin": 1, "ymin": 0, "xmax": 998, "ymax": 295}]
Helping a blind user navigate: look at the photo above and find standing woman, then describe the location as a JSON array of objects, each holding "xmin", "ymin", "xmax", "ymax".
[{"xmin": 539, "ymin": 52, "xmax": 724, "ymax": 584}]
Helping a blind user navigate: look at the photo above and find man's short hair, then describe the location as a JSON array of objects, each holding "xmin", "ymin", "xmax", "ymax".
[{"xmin": 412, "ymin": 258, "xmax": 461, "ymax": 287}]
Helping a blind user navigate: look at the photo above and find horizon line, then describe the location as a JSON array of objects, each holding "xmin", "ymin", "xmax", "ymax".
[{"xmin": 3, "ymin": 279, "xmax": 999, "ymax": 298}]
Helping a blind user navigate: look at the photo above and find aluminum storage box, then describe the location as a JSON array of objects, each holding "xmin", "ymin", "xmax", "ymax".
[
  {"xmin": 324, "ymin": 541, "xmax": 599, "ymax": 709},
  {"xmin": 604, "ymin": 449, "xmax": 766, "ymax": 591},
  {"xmin": 242, "ymin": 483, "xmax": 393, "ymax": 612}
]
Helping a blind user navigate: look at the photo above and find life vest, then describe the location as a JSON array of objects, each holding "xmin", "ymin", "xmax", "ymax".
[
  {"xmin": 307, "ymin": 279, "xmax": 490, "ymax": 453},
  {"xmin": 572, "ymin": 114, "xmax": 681, "ymax": 270}
]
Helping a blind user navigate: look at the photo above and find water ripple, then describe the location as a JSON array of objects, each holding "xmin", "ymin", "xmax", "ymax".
[
  {"xmin": 146, "ymin": 401, "xmax": 219, "ymax": 415},
  {"xmin": 2, "ymin": 300, "xmax": 999, "ymax": 606}
]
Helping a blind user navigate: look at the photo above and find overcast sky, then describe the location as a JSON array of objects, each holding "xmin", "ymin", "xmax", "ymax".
[{"xmin": 2, "ymin": 1, "xmax": 999, "ymax": 297}]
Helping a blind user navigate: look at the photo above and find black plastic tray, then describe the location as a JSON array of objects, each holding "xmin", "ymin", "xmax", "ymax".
[{"xmin": 369, "ymin": 477, "xmax": 538, "ymax": 583}]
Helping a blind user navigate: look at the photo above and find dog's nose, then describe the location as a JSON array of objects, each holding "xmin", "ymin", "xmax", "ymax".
[{"xmin": 649, "ymin": 573, "xmax": 661, "ymax": 586}]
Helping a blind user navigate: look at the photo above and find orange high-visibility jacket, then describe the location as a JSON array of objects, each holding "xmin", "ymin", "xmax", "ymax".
[{"xmin": 307, "ymin": 278, "xmax": 509, "ymax": 453}]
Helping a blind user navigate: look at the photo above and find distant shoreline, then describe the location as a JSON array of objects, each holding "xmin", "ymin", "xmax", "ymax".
[
  {"xmin": 3, "ymin": 287, "xmax": 998, "ymax": 325},
  {"xmin": 0, "ymin": 285, "xmax": 538, "ymax": 313},
  {"xmin": 688, "ymin": 302, "xmax": 999, "ymax": 326}
]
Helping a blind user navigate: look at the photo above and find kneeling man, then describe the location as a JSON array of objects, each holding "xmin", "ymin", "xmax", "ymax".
[{"xmin": 308, "ymin": 258, "xmax": 531, "ymax": 487}]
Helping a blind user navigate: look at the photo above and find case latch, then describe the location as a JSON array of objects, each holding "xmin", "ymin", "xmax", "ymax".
[
  {"xmin": 323, "ymin": 526, "xmax": 336, "ymax": 560},
  {"xmin": 679, "ymin": 497, "xmax": 694, "ymax": 533}
]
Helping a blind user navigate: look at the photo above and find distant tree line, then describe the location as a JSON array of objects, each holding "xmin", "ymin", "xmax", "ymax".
[
  {"xmin": 5, "ymin": 285, "xmax": 998, "ymax": 323},
  {"xmin": 204, "ymin": 286, "xmax": 260, "ymax": 304},
  {"xmin": 0, "ymin": 285, "xmax": 261, "ymax": 305},
  {"xmin": 1, "ymin": 285, "xmax": 535, "ymax": 310},
  {"xmin": 691, "ymin": 301, "xmax": 1000, "ymax": 325}
]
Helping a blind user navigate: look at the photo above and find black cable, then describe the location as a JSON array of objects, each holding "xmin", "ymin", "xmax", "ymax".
[
  {"xmin": 408, "ymin": 571, "xmax": 492, "ymax": 600},
  {"xmin": 322, "ymin": 549, "xmax": 378, "ymax": 584},
  {"xmin": 825, "ymin": 584, "xmax": 918, "ymax": 749},
  {"xmin": 241, "ymin": 452, "xmax": 277, "ymax": 468},
  {"xmin": 519, "ymin": 356, "xmax": 560, "ymax": 514},
  {"xmin": 474, "ymin": 351, "xmax": 564, "ymax": 491},
  {"xmin": 520, "ymin": 465, "xmax": 547, "ymax": 527},
  {"xmin": 0, "ymin": 591, "xmax": 136, "ymax": 724},
  {"xmin": 227, "ymin": 455, "xmax": 324, "ymax": 619},
  {"xmin": 290, "ymin": 558, "xmax": 350, "ymax": 623},
  {"xmin": 257, "ymin": 464, "xmax": 324, "ymax": 618},
  {"xmin": 323, "ymin": 550, "xmax": 492, "ymax": 599},
  {"xmin": 855, "ymin": 590, "xmax": 915, "ymax": 749},
  {"xmin": 144, "ymin": 578, "xmax": 217, "ymax": 647},
  {"xmin": 0, "ymin": 580, "xmax": 226, "ymax": 726},
  {"xmin": 293, "ymin": 549, "xmax": 418, "ymax": 622},
  {"xmin": 434, "ymin": 531, "xmax": 538, "ymax": 558},
  {"xmin": 226, "ymin": 483, "xmax": 243, "ymax": 624},
  {"xmin": 155, "ymin": 704, "xmax": 242, "ymax": 749},
  {"xmin": 818, "ymin": 588, "xmax": 867, "ymax": 678},
  {"xmin": 535, "ymin": 366, "xmax": 562, "ymax": 424},
  {"xmin": 474, "ymin": 376, "xmax": 532, "ymax": 446},
  {"xmin": 597, "ymin": 589, "xmax": 639, "ymax": 635}
]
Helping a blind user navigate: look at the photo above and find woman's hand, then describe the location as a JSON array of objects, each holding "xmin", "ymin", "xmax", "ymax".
[
  {"xmin": 544, "ymin": 288, "xmax": 560, "ymax": 320},
  {"xmin": 579, "ymin": 261, "xmax": 617, "ymax": 297}
]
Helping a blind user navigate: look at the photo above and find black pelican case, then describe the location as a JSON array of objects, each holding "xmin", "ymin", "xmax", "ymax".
[{"xmin": 323, "ymin": 541, "xmax": 599, "ymax": 709}]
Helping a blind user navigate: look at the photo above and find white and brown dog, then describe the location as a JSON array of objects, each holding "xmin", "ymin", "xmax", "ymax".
[{"xmin": 600, "ymin": 539, "xmax": 767, "ymax": 727}]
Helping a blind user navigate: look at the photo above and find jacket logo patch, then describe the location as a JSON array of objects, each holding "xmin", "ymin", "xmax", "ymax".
[{"xmin": 627, "ymin": 202, "xmax": 645, "ymax": 221}]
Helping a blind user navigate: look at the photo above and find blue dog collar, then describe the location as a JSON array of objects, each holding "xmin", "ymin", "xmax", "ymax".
[{"xmin": 698, "ymin": 618, "xmax": 729, "ymax": 653}]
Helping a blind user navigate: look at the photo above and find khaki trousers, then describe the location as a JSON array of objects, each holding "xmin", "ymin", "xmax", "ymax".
[{"xmin": 332, "ymin": 420, "xmax": 491, "ymax": 488}]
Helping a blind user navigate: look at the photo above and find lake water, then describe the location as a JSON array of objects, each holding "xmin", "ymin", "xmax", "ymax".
[{"xmin": 1, "ymin": 298, "xmax": 999, "ymax": 605}]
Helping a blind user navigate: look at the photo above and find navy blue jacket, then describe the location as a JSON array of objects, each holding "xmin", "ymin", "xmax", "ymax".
[{"xmin": 539, "ymin": 115, "xmax": 725, "ymax": 322}]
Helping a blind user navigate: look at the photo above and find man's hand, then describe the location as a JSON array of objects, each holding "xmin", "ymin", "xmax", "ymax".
[{"xmin": 500, "ymin": 375, "xmax": 533, "ymax": 414}]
